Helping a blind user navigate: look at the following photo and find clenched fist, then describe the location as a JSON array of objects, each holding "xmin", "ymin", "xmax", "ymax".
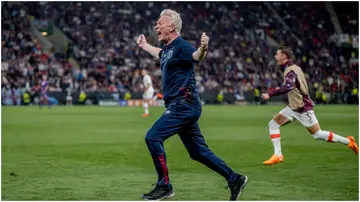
[
  {"xmin": 200, "ymin": 32, "xmax": 209, "ymax": 50},
  {"xmin": 137, "ymin": 34, "xmax": 147, "ymax": 48},
  {"xmin": 262, "ymin": 93, "xmax": 270, "ymax": 100}
]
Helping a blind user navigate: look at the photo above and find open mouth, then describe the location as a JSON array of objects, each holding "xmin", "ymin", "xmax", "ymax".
[{"xmin": 157, "ymin": 30, "xmax": 162, "ymax": 38}]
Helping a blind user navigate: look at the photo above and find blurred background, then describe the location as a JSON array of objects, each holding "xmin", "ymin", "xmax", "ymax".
[{"xmin": 1, "ymin": 1, "xmax": 358, "ymax": 106}]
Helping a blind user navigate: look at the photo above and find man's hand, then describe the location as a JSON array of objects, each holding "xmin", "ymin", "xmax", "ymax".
[
  {"xmin": 137, "ymin": 34, "xmax": 147, "ymax": 48},
  {"xmin": 262, "ymin": 93, "xmax": 270, "ymax": 100},
  {"xmin": 136, "ymin": 34, "xmax": 161, "ymax": 58},
  {"xmin": 192, "ymin": 33, "xmax": 209, "ymax": 61},
  {"xmin": 200, "ymin": 32, "xmax": 209, "ymax": 51}
]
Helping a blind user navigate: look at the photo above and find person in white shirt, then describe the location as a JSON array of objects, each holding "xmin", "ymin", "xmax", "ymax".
[
  {"xmin": 141, "ymin": 69, "xmax": 154, "ymax": 116},
  {"xmin": 66, "ymin": 88, "xmax": 73, "ymax": 106}
]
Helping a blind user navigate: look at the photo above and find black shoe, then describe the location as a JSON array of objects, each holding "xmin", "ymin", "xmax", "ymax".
[
  {"xmin": 142, "ymin": 184, "xmax": 175, "ymax": 201},
  {"xmin": 227, "ymin": 174, "xmax": 248, "ymax": 201}
]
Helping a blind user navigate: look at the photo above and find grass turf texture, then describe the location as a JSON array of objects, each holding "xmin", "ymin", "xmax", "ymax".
[{"xmin": 2, "ymin": 105, "xmax": 359, "ymax": 200}]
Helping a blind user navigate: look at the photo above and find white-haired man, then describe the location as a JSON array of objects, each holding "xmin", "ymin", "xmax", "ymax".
[{"xmin": 137, "ymin": 9, "xmax": 248, "ymax": 201}]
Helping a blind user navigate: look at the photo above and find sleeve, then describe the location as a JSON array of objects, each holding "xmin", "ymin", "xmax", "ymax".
[
  {"xmin": 179, "ymin": 42, "xmax": 197, "ymax": 62},
  {"xmin": 158, "ymin": 50, "xmax": 163, "ymax": 58},
  {"xmin": 269, "ymin": 71, "xmax": 297, "ymax": 97}
]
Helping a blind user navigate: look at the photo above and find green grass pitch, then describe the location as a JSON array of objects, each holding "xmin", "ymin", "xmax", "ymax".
[{"xmin": 1, "ymin": 105, "xmax": 359, "ymax": 200}]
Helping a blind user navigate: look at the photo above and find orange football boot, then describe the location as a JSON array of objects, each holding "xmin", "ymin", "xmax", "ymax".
[
  {"xmin": 263, "ymin": 154, "xmax": 284, "ymax": 165},
  {"xmin": 347, "ymin": 136, "xmax": 359, "ymax": 154},
  {"xmin": 142, "ymin": 113, "xmax": 150, "ymax": 117}
]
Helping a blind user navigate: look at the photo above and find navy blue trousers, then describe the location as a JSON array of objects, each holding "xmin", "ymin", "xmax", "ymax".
[{"xmin": 145, "ymin": 97, "xmax": 237, "ymax": 186}]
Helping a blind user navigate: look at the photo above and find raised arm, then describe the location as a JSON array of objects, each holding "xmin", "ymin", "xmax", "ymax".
[
  {"xmin": 262, "ymin": 71, "xmax": 297, "ymax": 100},
  {"xmin": 137, "ymin": 34, "xmax": 162, "ymax": 59}
]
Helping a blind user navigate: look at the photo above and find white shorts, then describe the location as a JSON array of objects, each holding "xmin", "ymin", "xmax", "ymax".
[
  {"xmin": 143, "ymin": 87, "xmax": 154, "ymax": 100},
  {"xmin": 279, "ymin": 106, "xmax": 318, "ymax": 127}
]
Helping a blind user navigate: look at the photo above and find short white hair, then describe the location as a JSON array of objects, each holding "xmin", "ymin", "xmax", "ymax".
[{"xmin": 160, "ymin": 9, "xmax": 182, "ymax": 35}]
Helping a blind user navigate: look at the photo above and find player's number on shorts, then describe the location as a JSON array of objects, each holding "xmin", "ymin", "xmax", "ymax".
[{"xmin": 306, "ymin": 113, "xmax": 312, "ymax": 123}]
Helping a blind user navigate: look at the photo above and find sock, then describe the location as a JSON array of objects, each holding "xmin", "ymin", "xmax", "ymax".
[
  {"xmin": 312, "ymin": 130, "xmax": 350, "ymax": 145},
  {"xmin": 143, "ymin": 102, "xmax": 149, "ymax": 114},
  {"xmin": 268, "ymin": 119, "xmax": 282, "ymax": 156}
]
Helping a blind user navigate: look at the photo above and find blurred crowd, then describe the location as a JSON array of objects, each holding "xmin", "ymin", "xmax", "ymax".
[{"xmin": 1, "ymin": 1, "xmax": 358, "ymax": 105}]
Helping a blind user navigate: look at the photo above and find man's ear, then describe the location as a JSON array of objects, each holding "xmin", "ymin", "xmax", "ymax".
[{"xmin": 170, "ymin": 24, "xmax": 176, "ymax": 32}]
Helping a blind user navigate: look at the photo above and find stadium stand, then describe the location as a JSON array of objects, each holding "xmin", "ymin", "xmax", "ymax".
[{"xmin": 1, "ymin": 1, "xmax": 358, "ymax": 105}]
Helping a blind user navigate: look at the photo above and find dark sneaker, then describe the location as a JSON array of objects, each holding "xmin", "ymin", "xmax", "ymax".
[
  {"xmin": 227, "ymin": 174, "xmax": 248, "ymax": 201},
  {"xmin": 142, "ymin": 184, "xmax": 175, "ymax": 201}
]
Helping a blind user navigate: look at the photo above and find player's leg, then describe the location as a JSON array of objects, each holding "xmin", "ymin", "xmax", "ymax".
[
  {"xmin": 39, "ymin": 97, "xmax": 42, "ymax": 109},
  {"xmin": 39, "ymin": 95, "xmax": 45, "ymax": 109},
  {"xmin": 142, "ymin": 100, "xmax": 150, "ymax": 117},
  {"xmin": 45, "ymin": 95, "xmax": 51, "ymax": 109},
  {"xmin": 143, "ymin": 104, "xmax": 191, "ymax": 200},
  {"xmin": 263, "ymin": 107, "xmax": 293, "ymax": 165},
  {"xmin": 178, "ymin": 123, "xmax": 248, "ymax": 201},
  {"xmin": 178, "ymin": 122, "xmax": 236, "ymax": 180},
  {"xmin": 143, "ymin": 114, "xmax": 178, "ymax": 200},
  {"xmin": 254, "ymin": 96, "xmax": 260, "ymax": 105},
  {"xmin": 298, "ymin": 111, "xmax": 359, "ymax": 154},
  {"xmin": 143, "ymin": 88, "xmax": 154, "ymax": 117}
]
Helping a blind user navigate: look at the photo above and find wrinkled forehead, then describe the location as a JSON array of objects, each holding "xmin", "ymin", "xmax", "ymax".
[{"xmin": 157, "ymin": 15, "xmax": 172, "ymax": 25}]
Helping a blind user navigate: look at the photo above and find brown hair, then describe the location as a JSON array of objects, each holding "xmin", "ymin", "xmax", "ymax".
[{"xmin": 278, "ymin": 46, "xmax": 294, "ymax": 60}]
